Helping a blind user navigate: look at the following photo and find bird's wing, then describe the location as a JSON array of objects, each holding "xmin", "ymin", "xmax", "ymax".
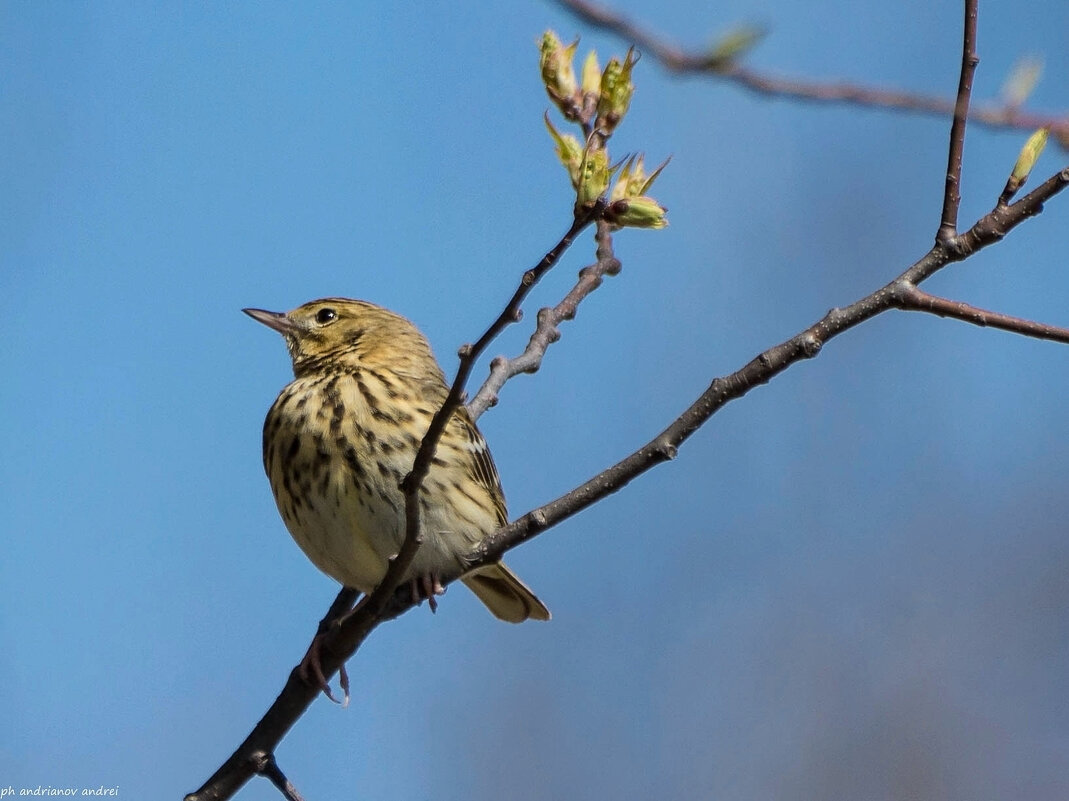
[{"xmin": 455, "ymin": 407, "xmax": 508, "ymax": 527}]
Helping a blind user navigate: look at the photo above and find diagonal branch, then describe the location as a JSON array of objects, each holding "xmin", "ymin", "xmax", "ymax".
[
  {"xmin": 365, "ymin": 180, "xmax": 1069, "ymax": 656},
  {"xmin": 316, "ymin": 172, "xmax": 1069, "ymax": 793},
  {"xmin": 555, "ymin": 0, "xmax": 1069, "ymax": 148},
  {"xmin": 469, "ymin": 171, "xmax": 1069, "ymax": 572}
]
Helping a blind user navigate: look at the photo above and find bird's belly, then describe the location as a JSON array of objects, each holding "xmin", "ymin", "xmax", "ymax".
[
  {"xmin": 269, "ymin": 447, "xmax": 403, "ymax": 593},
  {"xmin": 265, "ymin": 391, "xmax": 492, "ymax": 592}
]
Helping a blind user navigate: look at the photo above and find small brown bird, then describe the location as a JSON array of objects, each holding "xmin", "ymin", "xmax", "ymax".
[{"xmin": 244, "ymin": 298, "xmax": 550, "ymax": 624}]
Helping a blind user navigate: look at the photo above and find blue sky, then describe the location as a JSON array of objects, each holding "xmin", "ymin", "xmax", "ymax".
[{"xmin": 3, "ymin": 2, "xmax": 1068, "ymax": 799}]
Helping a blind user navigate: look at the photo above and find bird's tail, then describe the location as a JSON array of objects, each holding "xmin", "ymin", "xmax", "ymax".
[{"xmin": 462, "ymin": 561, "xmax": 551, "ymax": 623}]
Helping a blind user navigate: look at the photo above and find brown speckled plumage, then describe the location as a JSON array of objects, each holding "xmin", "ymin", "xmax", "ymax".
[{"xmin": 245, "ymin": 298, "xmax": 550, "ymax": 623}]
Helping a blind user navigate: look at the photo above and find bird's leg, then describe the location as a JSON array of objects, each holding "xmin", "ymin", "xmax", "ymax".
[{"xmin": 298, "ymin": 586, "xmax": 359, "ymax": 706}]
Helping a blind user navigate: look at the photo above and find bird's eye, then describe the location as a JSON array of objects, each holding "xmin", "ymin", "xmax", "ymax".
[{"xmin": 315, "ymin": 308, "xmax": 337, "ymax": 325}]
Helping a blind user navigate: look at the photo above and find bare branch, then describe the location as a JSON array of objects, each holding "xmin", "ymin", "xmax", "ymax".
[
  {"xmin": 893, "ymin": 284, "xmax": 1069, "ymax": 344},
  {"xmin": 471, "ymin": 174, "xmax": 1069, "ymax": 571},
  {"xmin": 907, "ymin": 166, "xmax": 1069, "ymax": 285},
  {"xmin": 555, "ymin": 0, "xmax": 1069, "ymax": 147},
  {"xmin": 468, "ymin": 220, "xmax": 621, "ymax": 419},
  {"xmin": 937, "ymin": 0, "xmax": 979, "ymax": 243}
]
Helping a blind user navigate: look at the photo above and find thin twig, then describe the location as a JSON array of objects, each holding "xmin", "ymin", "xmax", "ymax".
[
  {"xmin": 250, "ymin": 753, "xmax": 306, "ymax": 801},
  {"xmin": 469, "ymin": 220, "xmax": 620, "ymax": 418},
  {"xmin": 937, "ymin": 0, "xmax": 979, "ymax": 243},
  {"xmin": 909, "ymin": 167, "xmax": 1069, "ymax": 285},
  {"xmin": 554, "ymin": 0, "xmax": 1069, "ymax": 148},
  {"xmin": 893, "ymin": 284, "xmax": 1069, "ymax": 343}
]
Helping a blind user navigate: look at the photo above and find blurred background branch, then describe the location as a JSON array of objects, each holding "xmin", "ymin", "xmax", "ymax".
[{"xmin": 556, "ymin": 0, "xmax": 1069, "ymax": 148}]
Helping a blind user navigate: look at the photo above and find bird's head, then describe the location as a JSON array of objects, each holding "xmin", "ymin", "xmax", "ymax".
[{"xmin": 243, "ymin": 298, "xmax": 440, "ymax": 381}]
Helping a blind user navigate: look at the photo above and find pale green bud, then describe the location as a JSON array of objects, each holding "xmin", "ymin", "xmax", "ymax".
[
  {"xmin": 1002, "ymin": 127, "xmax": 1049, "ymax": 202},
  {"xmin": 1012, "ymin": 127, "xmax": 1049, "ymax": 182},
  {"xmin": 1000, "ymin": 128, "xmax": 1048, "ymax": 203},
  {"xmin": 539, "ymin": 31, "xmax": 579, "ymax": 110},
  {"xmin": 581, "ymin": 50, "xmax": 601, "ymax": 96},
  {"xmin": 544, "ymin": 113, "xmax": 584, "ymax": 188},
  {"xmin": 597, "ymin": 47, "xmax": 637, "ymax": 132},
  {"xmin": 610, "ymin": 154, "xmax": 671, "ymax": 202},
  {"xmin": 607, "ymin": 195, "xmax": 668, "ymax": 229},
  {"xmin": 576, "ymin": 148, "xmax": 613, "ymax": 209}
]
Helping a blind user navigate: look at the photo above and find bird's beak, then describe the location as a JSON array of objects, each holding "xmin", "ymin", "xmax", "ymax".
[{"xmin": 243, "ymin": 307, "xmax": 296, "ymax": 335}]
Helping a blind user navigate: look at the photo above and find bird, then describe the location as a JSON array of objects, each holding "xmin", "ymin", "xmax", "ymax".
[{"xmin": 244, "ymin": 298, "xmax": 551, "ymax": 633}]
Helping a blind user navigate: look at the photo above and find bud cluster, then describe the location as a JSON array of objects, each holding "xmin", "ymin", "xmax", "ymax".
[{"xmin": 539, "ymin": 30, "xmax": 668, "ymax": 229}]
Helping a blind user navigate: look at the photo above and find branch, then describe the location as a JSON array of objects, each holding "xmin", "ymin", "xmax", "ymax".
[
  {"xmin": 555, "ymin": 0, "xmax": 1069, "ymax": 148},
  {"xmin": 893, "ymin": 284, "xmax": 1069, "ymax": 344},
  {"xmin": 250, "ymin": 754, "xmax": 305, "ymax": 801},
  {"xmin": 908, "ymin": 166, "xmax": 1069, "ymax": 285},
  {"xmin": 469, "ymin": 172, "xmax": 1069, "ymax": 570},
  {"xmin": 937, "ymin": 0, "xmax": 979, "ymax": 243},
  {"xmin": 468, "ymin": 220, "xmax": 620, "ymax": 419}
]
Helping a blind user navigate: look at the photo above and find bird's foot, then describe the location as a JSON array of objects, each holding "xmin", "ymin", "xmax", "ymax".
[
  {"xmin": 410, "ymin": 573, "xmax": 446, "ymax": 613},
  {"xmin": 296, "ymin": 586, "xmax": 359, "ymax": 706},
  {"xmin": 298, "ymin": 631, "xmax": 351, "ymax": 707}
]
